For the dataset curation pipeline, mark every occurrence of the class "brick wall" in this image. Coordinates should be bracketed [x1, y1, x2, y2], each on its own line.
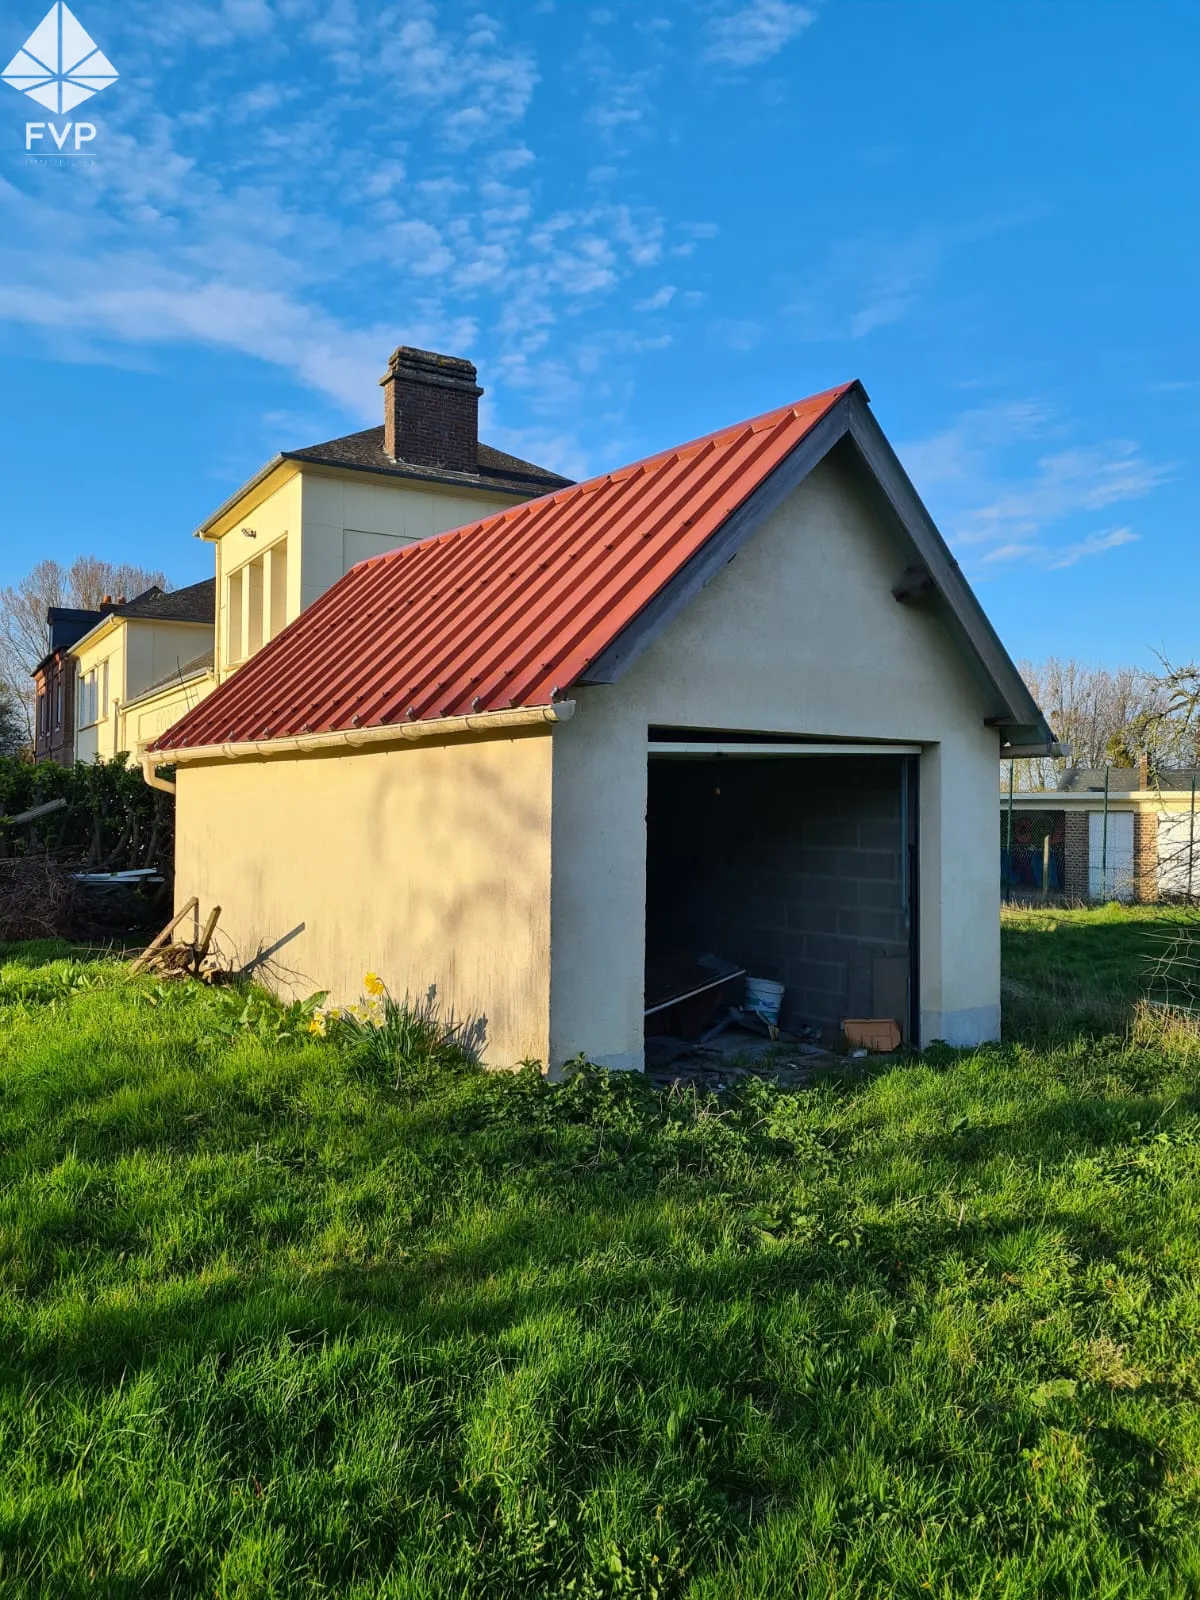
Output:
[1063, 810, 1089, 902]
[33, 650, 76, 766]
[1134, 810, 1158, 903]
[646, 755, 909, 1034]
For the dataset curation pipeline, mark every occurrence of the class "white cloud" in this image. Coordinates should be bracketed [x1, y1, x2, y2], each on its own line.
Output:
[787, 209, 1049, 343]
[635, 285, 677, 311]
[955, 441, 1173, 546]
[710, 317, 763, 351]
[1047, 527, 1140, 569]
[0, 0, 715, 480]
[900, 400, 1169, 575]
[704, 0, 817, 68]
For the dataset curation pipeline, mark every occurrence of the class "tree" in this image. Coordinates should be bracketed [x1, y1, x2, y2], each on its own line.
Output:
[0, 556, 168, 737]
[1011, 657, 1190, 791]
[0, 685, 26, 759]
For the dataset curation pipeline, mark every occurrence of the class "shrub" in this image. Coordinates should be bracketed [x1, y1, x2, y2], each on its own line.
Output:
[0, 754, 172, 876]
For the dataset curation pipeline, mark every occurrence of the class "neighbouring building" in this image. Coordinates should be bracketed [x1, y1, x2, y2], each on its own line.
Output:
[50, 346, 568, 768]
[70, 581, 216, 763]
[149, 379, 1055, 1069]
[32, 606, 104, 765]
[1001, 758, 1200, 903]
[196, 346, 571, 689]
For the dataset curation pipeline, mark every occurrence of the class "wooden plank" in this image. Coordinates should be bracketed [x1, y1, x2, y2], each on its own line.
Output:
[1, 797, 67, 827]
[130, 897, 199, 974]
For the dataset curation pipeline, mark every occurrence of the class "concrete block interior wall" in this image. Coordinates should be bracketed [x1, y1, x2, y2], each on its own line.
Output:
[645, 754, 910, 1036]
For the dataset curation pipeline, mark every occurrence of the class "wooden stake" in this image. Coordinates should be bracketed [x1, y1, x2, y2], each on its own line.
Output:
[193, 904, 221, 971]
[130, 897, 199, 974]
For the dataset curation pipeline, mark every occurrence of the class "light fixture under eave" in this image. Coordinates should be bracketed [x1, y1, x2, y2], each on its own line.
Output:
[242, 527, 257, 538]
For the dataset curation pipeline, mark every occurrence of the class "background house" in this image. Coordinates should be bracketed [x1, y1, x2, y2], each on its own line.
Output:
[32, 606, 105, 765]
[36, 347, 569, 768]
[150, 380, 1054, 1069]
[70, 581, 215, 763]
[1002, 759, 1200, 903]
[197, 347, 571, 688]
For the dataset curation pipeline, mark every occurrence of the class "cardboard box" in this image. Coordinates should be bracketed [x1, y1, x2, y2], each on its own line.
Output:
[842, 1017, 902, 1053]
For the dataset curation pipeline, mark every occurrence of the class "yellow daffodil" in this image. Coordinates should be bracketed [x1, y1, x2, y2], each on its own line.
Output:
[364, 972, 386, 997]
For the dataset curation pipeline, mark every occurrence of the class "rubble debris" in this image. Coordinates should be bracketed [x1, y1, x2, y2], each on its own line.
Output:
[0, 856, 75, 941]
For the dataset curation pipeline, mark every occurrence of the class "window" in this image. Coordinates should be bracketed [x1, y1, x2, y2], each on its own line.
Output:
[55, 679, 63, 728]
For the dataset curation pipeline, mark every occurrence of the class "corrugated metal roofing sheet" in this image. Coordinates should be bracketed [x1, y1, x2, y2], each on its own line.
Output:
[152, 383, 855, 751]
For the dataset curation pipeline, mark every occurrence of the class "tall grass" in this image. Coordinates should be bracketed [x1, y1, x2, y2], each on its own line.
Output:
[3, 927, 1200, 1596]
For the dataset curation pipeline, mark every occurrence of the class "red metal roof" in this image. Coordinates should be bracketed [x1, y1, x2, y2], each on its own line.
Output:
[152, 382, 856, 751]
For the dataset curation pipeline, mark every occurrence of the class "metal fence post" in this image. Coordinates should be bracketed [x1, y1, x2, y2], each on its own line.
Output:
[1190, 774, 1197, 904]
[1101, 765, 1110, 901]
[1006, 759, 1014, 905]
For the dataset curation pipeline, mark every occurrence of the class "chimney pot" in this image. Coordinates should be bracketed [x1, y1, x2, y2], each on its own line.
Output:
[379, 346, 482, 474]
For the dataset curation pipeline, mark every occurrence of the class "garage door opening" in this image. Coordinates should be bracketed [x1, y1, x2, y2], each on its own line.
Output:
[644, 743, 918, 1049]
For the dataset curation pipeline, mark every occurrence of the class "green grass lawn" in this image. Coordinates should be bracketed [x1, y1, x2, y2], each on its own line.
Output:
[4, 915, 1200, 1597]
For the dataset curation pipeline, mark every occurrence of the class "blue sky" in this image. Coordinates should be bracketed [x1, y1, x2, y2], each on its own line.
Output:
[0, 0, 1195, 668]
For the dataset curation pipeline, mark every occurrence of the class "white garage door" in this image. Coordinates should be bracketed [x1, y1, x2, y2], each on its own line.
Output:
[1089, 811, 1134, 901]
[1157, 811, 1199, 898]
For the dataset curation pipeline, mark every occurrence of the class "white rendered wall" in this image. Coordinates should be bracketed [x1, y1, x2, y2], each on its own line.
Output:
[548, 450, 1003, 1068]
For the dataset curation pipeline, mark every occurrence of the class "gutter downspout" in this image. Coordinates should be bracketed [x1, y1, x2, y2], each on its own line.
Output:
[141, 700, 576, 779]
[141, 752, 176, 795]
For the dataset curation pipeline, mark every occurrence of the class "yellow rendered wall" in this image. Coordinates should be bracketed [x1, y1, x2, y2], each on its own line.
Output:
[174, 730, 554, 1067]
[74, 619, 213, 763]
[72, 623, 126, 763]
[123, 670, 217, 751]
[123, 620, 213, 701]
[214, 474, 302, 680]
[298, 472, 530, 612]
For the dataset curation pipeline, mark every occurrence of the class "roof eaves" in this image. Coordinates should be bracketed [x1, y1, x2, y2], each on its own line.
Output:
[842, 401, 1056, 753]
[194, 454, 291, 540]
[279, 449, 569, 497]
[67, 610, 122, 658]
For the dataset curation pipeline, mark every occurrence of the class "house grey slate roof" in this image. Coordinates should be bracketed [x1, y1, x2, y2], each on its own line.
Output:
[1059, 765, 1200, 792]
[283, 426, 574, 496]
[117, 578, 215, 624]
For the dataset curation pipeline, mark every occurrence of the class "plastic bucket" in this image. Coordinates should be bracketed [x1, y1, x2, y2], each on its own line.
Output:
[744, 976, 784, 1025]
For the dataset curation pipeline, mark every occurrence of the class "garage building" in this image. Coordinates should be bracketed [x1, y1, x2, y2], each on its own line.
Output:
[148, 379, 1054, 1068]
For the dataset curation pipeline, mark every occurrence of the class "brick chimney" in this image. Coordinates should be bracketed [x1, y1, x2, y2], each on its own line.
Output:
[379, 347, 483, 473]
